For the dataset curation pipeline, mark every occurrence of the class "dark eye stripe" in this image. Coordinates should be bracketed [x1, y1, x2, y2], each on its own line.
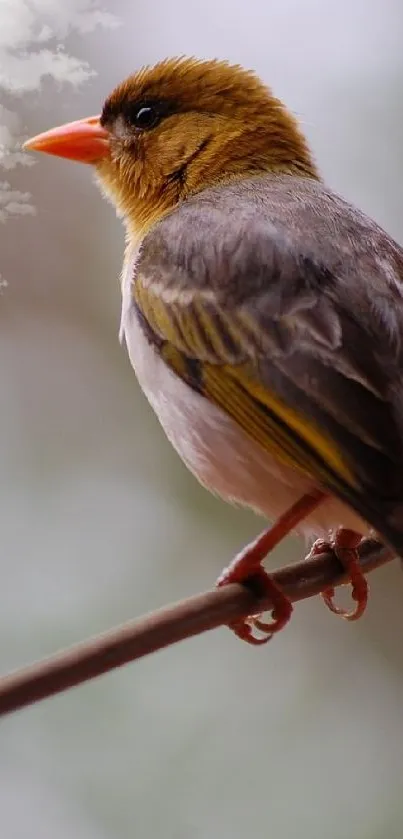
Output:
[101, 96, 179, 129]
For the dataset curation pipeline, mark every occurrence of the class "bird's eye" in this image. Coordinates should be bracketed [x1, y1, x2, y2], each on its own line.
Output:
[126, 104, 160, 130]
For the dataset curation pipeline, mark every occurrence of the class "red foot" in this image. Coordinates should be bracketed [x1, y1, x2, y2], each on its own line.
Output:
[310, 528, 368, 621]
[216, 490, 326, 645]
[218, 565, 292, 645]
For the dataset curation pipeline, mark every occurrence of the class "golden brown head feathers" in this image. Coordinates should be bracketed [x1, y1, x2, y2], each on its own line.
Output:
[96, 57, 319, 236]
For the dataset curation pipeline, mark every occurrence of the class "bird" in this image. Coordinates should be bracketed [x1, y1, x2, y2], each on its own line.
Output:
[23, 56, 403, 644]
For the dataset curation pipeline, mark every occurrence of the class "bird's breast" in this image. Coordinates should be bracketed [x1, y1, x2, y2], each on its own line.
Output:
[120, 253, 291, 509]
[120, 247, 370, 538]
[122, 296, 293, 507]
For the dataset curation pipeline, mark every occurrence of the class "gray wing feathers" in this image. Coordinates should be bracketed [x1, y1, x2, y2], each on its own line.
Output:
[137, 174, 403, 543]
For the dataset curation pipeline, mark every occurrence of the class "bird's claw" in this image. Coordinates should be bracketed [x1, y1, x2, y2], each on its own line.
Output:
[310, 528, 368, 621]
[216, 492, 327, 644]
[217, 565, 292, 645]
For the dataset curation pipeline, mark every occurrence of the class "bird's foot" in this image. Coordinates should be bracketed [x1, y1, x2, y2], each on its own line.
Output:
[309, 527, 368, 620]
[217, 543, 292, 645]
[216, 490, 326, 645]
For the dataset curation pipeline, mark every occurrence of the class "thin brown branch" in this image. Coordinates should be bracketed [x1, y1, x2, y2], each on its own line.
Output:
[0, 538, 394, 718]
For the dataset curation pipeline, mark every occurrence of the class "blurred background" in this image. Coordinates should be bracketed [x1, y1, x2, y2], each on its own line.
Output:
[1, 1, 403, 837]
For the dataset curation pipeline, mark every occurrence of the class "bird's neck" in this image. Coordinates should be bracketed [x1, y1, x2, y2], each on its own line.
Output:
[124, 120, 319, 238]
[187, 123, 319, 186]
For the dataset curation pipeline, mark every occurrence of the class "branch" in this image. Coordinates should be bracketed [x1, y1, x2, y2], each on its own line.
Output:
[0, 538, 393, 717]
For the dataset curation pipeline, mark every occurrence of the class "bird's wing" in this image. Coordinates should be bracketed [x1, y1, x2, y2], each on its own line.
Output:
[133, 180, 403, 543]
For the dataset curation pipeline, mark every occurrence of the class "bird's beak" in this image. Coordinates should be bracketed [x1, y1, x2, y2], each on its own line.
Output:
[23, 115, 110, 164]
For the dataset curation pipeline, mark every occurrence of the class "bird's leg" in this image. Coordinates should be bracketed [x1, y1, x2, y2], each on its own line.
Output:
[216, 489, 326, 645]
[309, 527, 368, 621]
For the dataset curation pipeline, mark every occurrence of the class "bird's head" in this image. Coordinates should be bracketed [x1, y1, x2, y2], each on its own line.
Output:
[24, 57, 318, 238]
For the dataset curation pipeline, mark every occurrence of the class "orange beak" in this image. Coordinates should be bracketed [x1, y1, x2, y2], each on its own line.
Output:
[23, 115, 110, 164]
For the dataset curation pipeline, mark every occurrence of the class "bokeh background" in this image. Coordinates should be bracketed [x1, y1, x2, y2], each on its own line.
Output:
[2, 1, 403, 837]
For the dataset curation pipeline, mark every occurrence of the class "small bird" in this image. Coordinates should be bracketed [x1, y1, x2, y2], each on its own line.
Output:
[24, 57, 403, 644]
